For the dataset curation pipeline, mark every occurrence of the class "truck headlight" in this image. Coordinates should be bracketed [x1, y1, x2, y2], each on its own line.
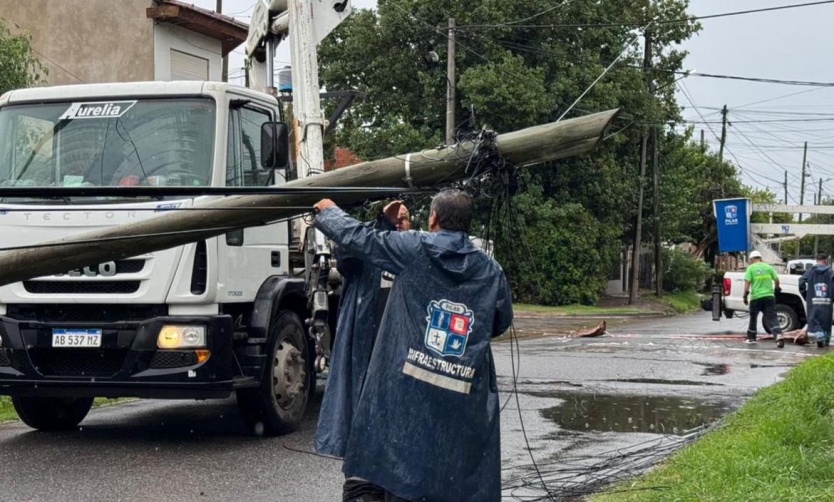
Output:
[157, 325, 206, 349]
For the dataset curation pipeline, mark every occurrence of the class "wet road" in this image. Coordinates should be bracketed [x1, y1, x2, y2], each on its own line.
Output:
[0, 312, 819, 501]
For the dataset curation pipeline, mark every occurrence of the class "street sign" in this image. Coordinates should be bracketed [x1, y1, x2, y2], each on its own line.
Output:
[713, 198, 751, 253]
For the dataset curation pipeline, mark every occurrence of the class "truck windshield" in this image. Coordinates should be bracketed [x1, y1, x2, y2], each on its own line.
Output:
[0, 98, 215, 198]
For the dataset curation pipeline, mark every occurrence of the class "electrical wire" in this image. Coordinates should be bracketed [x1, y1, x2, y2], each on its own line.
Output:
[455, 0, 834, 29]
[30, 48, 86, 84]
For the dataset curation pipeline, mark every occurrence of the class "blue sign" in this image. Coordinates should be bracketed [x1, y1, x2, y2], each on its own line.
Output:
[713, 198, 751, 253]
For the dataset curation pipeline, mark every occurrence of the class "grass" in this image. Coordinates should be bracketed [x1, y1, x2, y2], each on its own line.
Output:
[0, 396, 13, 421]
[514, 304, 647, 316]
[593, 352, 834, 502]
[0, 396, 133, 422]
[649, 290, 703, 313]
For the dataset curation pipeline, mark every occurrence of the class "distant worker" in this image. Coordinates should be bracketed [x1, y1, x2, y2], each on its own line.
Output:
[799, 254, 834, 348]
[743, 250, 784, 348]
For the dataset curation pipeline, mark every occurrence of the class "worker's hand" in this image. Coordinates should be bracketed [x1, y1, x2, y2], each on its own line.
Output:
[314, 199, 336, 213]
[743, 291, 749, 306]
[775, 286, 782, 295]
[384, 200, 411, 231]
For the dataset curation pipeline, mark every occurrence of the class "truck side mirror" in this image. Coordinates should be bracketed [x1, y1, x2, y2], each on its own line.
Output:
[261, 122, 289, 169]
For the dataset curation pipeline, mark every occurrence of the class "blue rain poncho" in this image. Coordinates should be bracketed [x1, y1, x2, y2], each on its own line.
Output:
[799, 264, 834, 337]
[315, 206, 513, 502]
[315, 214, 394, 458]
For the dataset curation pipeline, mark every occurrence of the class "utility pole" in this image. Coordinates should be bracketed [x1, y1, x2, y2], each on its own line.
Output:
[629, 29, 652, 304]
[651, 73, 661, 296]
[445, 18, 456, 146]
[0, 111, 618, 288]
[784, 170, 789, 204]
[815, 178, 823, 256]
[800, 141, 808, 221]
[718, 105, 728, 163]
[700, 129, 705, 149]
[217, 0, 228, 82]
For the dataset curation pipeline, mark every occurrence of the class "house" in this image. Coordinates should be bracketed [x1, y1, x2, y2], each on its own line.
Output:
[0, 0, 247, 86]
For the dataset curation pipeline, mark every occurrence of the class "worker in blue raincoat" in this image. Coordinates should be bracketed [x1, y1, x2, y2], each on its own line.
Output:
[314, 189, 513, 502]
[315, 202, 411, 502]
[799, 254, 834, 348]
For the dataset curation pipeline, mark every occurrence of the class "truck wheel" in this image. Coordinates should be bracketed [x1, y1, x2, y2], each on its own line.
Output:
[764, 304, 799, 334]
[237, 310, 310, 436]
[12, 396, 94, 431]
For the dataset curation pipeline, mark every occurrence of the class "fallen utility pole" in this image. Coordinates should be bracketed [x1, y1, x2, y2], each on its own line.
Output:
[0, 110, 618, 288]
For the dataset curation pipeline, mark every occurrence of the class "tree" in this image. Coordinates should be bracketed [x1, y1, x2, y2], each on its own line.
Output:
[318, 0, 743, 305]
[0, 19, 46, 93]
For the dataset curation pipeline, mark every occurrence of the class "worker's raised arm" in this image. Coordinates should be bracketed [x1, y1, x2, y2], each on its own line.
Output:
[314, 200, 419, 275]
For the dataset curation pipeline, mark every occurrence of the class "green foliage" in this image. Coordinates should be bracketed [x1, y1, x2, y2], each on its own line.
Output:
[662, 248, 712, 293]
[594, 353, 834, 502]
[0, 19, 46, 93]
[495, 187, 610, 306]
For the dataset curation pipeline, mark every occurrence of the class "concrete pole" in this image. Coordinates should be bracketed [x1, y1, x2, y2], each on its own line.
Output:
[0, 111, 619, 288]
[445, 18, 456, 145]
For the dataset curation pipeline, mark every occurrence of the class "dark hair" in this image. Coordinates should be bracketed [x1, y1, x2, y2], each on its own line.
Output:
[818, 254, 829, 262]
[430, 189, 473, 232]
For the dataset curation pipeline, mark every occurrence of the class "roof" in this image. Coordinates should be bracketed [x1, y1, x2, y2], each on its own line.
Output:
[2, 81, 270, 104]
[147, 0, 249, 56]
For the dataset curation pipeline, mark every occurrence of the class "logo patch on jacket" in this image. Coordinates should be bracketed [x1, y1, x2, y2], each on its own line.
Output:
[425, 300, 474, 357]
[816, 283, 828, 297]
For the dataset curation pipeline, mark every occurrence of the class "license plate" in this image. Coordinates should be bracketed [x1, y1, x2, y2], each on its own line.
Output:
[52, 329, 102, 348]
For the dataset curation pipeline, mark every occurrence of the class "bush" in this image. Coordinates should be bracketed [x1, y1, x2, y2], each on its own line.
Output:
[491, 190, 611, 306]
[662, 248, 711, 293]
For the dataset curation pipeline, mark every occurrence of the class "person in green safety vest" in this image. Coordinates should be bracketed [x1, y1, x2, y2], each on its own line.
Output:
[743, 250, 785, 348]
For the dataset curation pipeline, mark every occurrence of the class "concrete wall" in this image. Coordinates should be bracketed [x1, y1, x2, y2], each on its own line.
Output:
[0, 0, 154, 86]
[153, 24, 222, 81]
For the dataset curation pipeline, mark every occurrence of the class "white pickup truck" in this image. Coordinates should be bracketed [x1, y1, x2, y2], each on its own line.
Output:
[719, 272, 806, 333]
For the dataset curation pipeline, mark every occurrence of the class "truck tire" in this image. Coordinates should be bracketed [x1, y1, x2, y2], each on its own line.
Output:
[764, 304, 800, 334]
[237, 310, 310, 436]
[12, 396, 94, 431]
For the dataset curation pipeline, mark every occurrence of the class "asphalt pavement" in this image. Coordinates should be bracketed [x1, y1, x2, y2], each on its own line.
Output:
[0, 311, 820, 501]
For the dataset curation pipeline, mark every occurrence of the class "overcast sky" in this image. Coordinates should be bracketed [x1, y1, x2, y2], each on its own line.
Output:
[193, 0, 834, 201]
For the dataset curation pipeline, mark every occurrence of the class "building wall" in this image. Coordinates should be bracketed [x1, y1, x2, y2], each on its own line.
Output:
[0, 0, 154, 86]
[153, 24, 222, 81]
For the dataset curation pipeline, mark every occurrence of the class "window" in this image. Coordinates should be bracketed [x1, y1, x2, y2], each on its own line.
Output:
[226, 106, 272, 187]
[0, 99, 216, 193]
[170, 49, 209, 81]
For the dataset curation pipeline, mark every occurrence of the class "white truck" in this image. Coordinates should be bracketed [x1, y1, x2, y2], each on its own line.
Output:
[717, 271, 806, 333]
[0, 81, 320, 434]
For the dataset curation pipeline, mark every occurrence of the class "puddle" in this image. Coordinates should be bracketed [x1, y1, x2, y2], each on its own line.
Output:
[539, 391, 733, 435]
[697, 363, 730, 376]
[604, 378, 723, 387]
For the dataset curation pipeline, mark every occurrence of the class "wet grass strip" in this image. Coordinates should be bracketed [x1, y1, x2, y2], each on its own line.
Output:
[593, 352, 834, 501]
[648, 290, 702, 313]
[514, 304, 646, 316]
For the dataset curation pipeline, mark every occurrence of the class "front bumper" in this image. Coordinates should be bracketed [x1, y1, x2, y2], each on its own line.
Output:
[0, 314, 236, 399]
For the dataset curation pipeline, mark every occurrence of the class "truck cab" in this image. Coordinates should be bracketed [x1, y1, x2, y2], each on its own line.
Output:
[0, 81, 314, 434]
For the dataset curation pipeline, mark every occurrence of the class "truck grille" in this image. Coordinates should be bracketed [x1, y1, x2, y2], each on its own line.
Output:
[7, 304, 167, 323]
[23, 281, 141, 295]
[150, 351, 197, 369]
[31, 348, 127, 377]
[116, 259, 146, 274]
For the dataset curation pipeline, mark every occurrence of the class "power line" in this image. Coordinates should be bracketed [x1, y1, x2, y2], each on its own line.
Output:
[31, 48, 86, 84]
[658, 70, 834, 87]
[455, 0, 834, 29]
